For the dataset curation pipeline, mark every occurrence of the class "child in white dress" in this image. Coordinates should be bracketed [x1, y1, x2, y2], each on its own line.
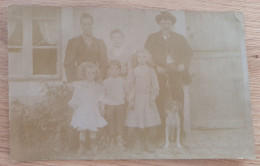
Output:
[68, 62, 107, 154]
[125, 48, 161, 152]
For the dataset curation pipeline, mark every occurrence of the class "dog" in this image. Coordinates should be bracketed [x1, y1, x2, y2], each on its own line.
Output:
[163, 100, 182, 149]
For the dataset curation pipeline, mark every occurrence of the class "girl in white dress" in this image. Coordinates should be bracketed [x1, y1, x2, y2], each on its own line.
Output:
[125, 48, 161, 152]
[68, 62, 107, 154]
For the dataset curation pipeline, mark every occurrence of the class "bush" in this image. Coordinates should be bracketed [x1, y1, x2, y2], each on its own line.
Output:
[10, 82, 73, 154]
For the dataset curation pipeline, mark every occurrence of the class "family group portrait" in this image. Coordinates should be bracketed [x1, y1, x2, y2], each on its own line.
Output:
[63, 10, 192, 154]
[9, 6, 254, 161]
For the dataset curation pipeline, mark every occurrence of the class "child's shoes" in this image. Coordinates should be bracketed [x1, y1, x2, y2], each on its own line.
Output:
[76, 141, 88, 156]
[90, 138, 98, 153]
[116, 135, 125, 150]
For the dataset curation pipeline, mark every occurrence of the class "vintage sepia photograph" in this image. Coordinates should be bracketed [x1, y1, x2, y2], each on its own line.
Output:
[8, 5, 254, 161]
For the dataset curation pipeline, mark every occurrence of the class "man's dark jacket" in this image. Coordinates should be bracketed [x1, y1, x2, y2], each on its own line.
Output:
[145, 31, 193, 102]
[145, 31, 193, 85]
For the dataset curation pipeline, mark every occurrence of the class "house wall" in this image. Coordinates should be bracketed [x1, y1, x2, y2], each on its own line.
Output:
[186, 12, 249, 129]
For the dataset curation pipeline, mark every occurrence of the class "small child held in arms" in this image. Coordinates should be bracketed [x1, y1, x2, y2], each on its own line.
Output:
[108, 29, 132, 76]
[103, 60, 127, 148]
[68, 62, 107, 155]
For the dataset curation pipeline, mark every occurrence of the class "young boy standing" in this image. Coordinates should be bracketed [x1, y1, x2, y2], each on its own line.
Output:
[103, 60, 127, 148]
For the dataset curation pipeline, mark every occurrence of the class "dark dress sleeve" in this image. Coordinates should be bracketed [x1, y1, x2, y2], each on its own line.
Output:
[64, 39, 77, 82]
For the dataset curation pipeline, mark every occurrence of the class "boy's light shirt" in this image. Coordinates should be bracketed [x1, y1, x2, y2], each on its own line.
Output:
[103, 77, 126, 105]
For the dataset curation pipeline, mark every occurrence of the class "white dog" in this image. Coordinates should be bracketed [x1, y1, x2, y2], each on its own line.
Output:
[164, 101, 182, 149]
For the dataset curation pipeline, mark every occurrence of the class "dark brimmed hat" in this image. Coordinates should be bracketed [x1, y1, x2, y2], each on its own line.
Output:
[155, 11, 176, 24]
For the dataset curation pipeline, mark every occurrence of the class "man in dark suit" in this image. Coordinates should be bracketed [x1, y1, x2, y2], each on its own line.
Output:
[145, 11, 193, 147]
[64, 13, 108, 82]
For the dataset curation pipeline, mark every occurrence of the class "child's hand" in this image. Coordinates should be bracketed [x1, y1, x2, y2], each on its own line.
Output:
[99, 108, 105, 116]
[150, 96, 156, 107]
[150, 100, 155, 108]
[68, 103, 78, 110]
[73, 105, 78, 110]
[99, 102, 105, 116]
[128, 101, 135, 110]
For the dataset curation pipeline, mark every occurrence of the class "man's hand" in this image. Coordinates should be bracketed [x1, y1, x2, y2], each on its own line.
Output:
[99, 103, 105, 116]
[177, 64, 185, 72]
[99, 107, 105, 116]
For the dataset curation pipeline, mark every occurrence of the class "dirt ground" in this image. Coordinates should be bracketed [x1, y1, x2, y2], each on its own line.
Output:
[10, 128, 254, 161]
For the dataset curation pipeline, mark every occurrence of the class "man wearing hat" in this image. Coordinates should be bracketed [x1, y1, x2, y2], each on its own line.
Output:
[145, 11, 193, 147]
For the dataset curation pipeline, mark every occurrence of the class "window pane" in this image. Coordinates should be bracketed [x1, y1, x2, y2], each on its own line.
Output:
[33, 48, 57, 75]
[33, 20, 57, 46]
[8, 19, 23, 46]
